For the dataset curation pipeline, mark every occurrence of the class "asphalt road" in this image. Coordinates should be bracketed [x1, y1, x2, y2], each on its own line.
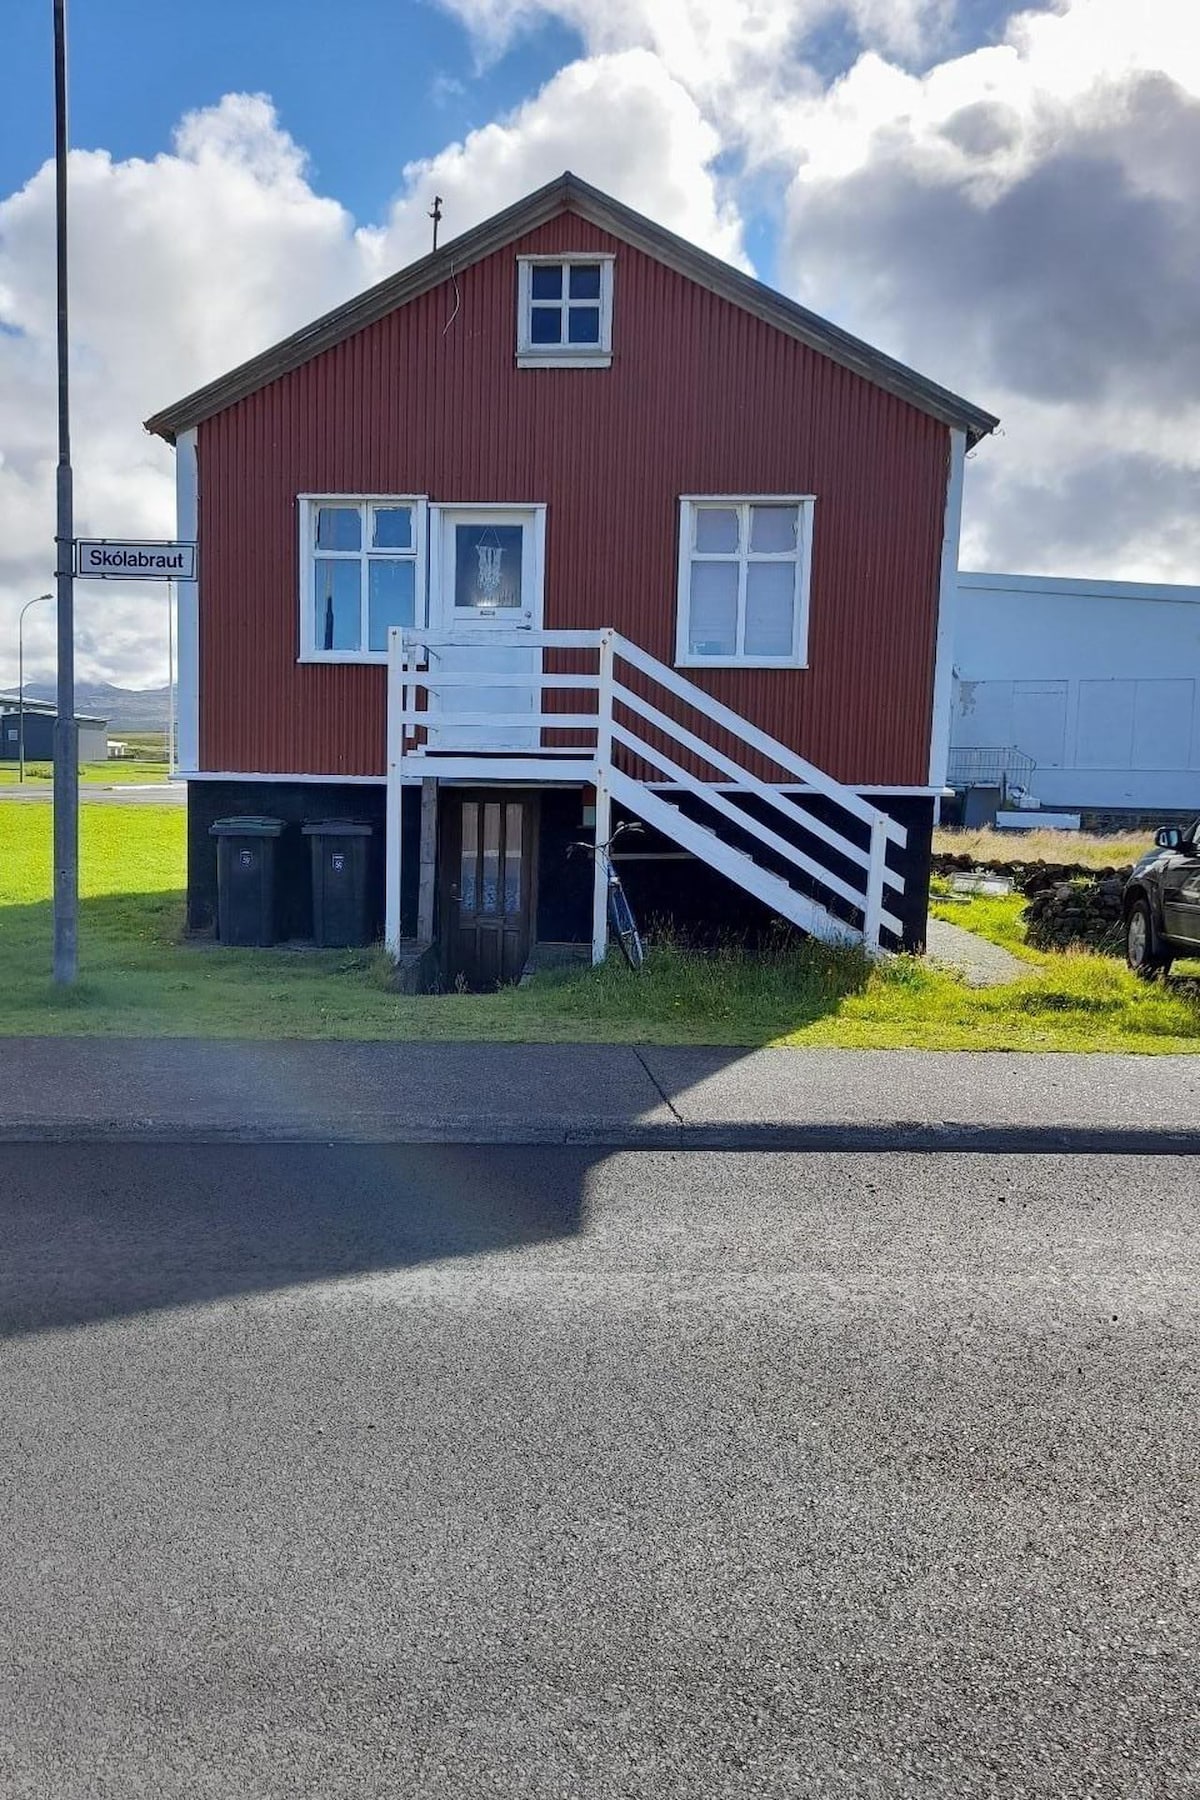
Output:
[0, 783, 185, 803]
[3, 1144, 1198, 1798]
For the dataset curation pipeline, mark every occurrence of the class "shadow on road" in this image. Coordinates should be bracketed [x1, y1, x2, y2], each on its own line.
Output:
[0, 1142, 599, 1339]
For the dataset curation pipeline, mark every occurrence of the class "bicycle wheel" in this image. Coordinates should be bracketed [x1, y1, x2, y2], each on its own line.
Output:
[608, 879, 645, 970]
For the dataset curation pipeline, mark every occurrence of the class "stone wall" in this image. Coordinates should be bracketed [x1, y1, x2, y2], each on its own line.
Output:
[933, 853, 1133, 954]
[1022, 876, 1129, 953]
[933, 852, 1132, 897]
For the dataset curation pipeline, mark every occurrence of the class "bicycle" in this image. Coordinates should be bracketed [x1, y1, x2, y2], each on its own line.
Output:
[569, 819, 646, 970]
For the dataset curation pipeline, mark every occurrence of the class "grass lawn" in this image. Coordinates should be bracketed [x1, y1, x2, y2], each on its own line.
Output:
[113, 732, 168, 759]
[1, 801, 1198, 1050]
[933, 824, 1153, 869]
[0, 761, 172, 786]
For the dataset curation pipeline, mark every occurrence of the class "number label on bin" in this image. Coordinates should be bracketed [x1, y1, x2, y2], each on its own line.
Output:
[331, 852, 345, 873]
[238, 849, 254, 869]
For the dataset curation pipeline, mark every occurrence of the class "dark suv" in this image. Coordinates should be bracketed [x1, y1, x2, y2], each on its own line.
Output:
[1124, 820, 1200, 977]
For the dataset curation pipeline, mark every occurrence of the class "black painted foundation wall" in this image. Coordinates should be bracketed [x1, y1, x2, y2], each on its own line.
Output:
[604, 792, 933, 953]
[187, 780, 933, 952]
[186, 781, 419, 941]
[535, 788, 595, 941]
[533, 787, 933, 952]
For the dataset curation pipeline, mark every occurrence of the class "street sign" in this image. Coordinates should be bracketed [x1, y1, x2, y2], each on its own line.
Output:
[75, 538, 196, 581]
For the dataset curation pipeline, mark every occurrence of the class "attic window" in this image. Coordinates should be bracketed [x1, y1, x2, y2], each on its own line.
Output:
[517, 256, 614, 368]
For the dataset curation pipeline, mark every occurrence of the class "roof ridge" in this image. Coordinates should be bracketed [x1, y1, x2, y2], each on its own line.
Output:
[145, 172, 997, 445]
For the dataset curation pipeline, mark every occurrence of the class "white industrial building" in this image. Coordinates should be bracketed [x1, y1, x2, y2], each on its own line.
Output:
[950, 573, 1200, 824]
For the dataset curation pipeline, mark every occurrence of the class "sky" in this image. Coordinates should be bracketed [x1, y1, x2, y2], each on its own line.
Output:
[1, 0, 1197, 689]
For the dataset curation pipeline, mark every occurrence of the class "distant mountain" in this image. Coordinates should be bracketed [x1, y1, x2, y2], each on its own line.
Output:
[23, 681, 170, 732]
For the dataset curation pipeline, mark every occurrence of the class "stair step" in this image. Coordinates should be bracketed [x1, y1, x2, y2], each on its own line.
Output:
[607, 768, 862, 947]
[647, 800, 714, 835]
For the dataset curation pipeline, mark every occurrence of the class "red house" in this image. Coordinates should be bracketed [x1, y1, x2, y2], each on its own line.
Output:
[146, 173, 996, 987]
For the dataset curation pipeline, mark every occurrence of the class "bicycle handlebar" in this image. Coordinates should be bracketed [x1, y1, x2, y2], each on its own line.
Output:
[568, 820, 644, 860]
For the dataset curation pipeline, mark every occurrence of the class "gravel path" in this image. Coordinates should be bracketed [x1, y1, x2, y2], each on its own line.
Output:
[924, 915, 1031, 986]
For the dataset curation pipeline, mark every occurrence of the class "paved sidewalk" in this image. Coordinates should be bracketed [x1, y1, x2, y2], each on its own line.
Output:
[0, 784, 185, 805]
[0, 1040, 1196, 1151]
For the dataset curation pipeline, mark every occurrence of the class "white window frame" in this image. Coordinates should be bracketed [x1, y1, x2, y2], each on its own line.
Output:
[517, 254, 614, 369]
[675, 495, 815, 670]
[298, 495, 428, 663]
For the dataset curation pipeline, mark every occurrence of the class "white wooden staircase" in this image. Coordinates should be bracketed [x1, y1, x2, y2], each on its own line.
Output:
[386, 627, 906, 958]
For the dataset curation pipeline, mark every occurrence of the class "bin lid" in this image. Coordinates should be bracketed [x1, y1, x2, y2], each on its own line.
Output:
[301, 819, 374, 837]
[209, 815, 286, 837]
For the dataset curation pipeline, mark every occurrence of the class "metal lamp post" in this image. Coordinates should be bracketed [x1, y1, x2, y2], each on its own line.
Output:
[52, 0, 78, 983]
[17, 592, 54, 782]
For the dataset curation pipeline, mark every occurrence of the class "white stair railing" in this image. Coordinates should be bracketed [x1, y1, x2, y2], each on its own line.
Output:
[387, 626, 905, 952]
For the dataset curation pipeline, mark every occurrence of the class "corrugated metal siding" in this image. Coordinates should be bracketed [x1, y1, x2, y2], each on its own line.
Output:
[198, 213, 949, 785]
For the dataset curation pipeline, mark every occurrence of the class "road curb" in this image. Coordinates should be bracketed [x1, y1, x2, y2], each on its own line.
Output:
[2, 1119, 1199, 1154]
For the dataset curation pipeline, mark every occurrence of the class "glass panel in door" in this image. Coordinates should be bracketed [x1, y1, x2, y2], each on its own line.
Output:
[459, 803, 478, 910]
[503, 804, 523, 912]
[454, 524, 524, 611]
[480, 803, 502, 914]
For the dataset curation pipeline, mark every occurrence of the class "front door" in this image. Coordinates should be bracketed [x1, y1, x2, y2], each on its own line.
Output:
[441, 792, 537, 989]
[430, 507, 543, 750]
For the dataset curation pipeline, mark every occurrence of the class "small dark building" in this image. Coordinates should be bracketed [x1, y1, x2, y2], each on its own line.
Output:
[0, 699, 108, 763]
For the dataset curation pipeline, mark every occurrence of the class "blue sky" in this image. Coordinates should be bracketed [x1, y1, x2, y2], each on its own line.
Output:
[3, 0, 803, 282]
[2, 0, 1197, 685]
[4, 2, 585, 223]
[3, 0, 1018, 294]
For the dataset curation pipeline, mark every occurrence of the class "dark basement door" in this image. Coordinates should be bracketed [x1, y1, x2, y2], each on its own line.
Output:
[440, 792, 536, 989]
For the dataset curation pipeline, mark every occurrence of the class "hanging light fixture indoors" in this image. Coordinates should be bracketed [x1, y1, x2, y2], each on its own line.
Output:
[475, 525, 504, 601]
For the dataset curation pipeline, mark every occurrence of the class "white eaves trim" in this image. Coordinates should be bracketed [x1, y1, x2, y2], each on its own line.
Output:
[179, 770, 943, 795]
[174, 429, 200, 771]
[182, 769, 388, 784]
[928, 429, 965, 791]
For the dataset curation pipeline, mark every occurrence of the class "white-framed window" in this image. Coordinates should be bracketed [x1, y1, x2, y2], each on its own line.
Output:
[516, 255, 614, 368]
[675, 496, 815, 669]
[298, 496, 427, 662]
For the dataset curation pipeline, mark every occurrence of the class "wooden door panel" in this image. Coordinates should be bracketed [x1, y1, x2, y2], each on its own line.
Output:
[441, 793, 536, 989]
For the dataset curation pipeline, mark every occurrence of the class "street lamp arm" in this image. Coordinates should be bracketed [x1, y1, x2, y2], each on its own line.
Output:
[19, 591, 54, 625]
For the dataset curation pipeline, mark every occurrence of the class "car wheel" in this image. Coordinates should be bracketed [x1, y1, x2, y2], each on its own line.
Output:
[1126, 898, 1170, 980]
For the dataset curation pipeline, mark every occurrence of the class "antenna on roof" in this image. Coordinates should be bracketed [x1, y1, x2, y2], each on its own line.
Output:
[429, 195, 443, 253]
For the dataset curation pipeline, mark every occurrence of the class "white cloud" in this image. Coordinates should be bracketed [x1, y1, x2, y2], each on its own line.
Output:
[437, 0, 1200, 583]
[770, 0, 1200, 579]
[439, 0, 954, 79]
[0, 94, 370, 688]
[3, 0, 1199, 695]
[368, 50, 745, 277]
[0, 66, 737, 688]
[434, 0, 956, 169]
